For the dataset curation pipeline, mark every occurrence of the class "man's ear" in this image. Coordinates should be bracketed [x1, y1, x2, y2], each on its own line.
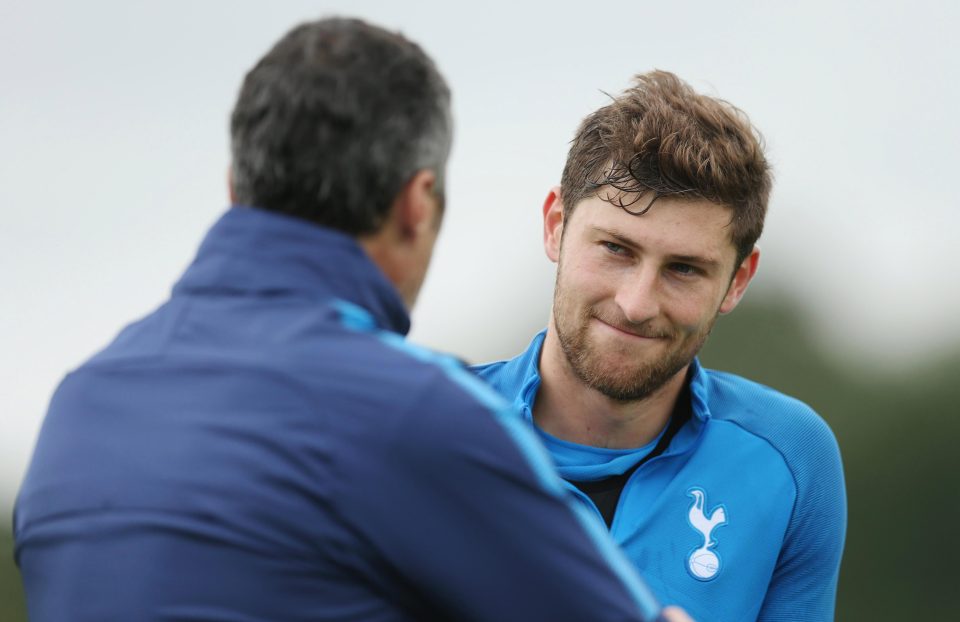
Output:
[228, 166, 236, 204]
[543, 186, 565, 263]
[393, 169, 439, 240]
[719, 246, 760, 315]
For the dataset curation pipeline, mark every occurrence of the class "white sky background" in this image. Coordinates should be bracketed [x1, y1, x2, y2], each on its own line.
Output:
[1, 0, 958, 508]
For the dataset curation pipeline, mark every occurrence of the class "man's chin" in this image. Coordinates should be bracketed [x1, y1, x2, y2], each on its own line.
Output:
[575, 357, 654, 396]
[576, 346, 694, 403]
[586, 375, 659, 403]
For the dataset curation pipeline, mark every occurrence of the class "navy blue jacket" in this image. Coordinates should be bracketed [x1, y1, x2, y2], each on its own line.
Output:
[15, 207, 660, 621]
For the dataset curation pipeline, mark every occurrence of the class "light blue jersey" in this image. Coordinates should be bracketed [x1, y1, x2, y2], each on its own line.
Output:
[474, 330, 847, 622]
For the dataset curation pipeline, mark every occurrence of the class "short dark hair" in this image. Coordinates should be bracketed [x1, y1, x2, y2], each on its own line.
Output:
[230, 18, 452, 235]
[560, 70, 771, 266]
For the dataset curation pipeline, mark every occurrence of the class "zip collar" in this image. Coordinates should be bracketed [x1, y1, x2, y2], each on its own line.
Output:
[173, 206, 411, 335]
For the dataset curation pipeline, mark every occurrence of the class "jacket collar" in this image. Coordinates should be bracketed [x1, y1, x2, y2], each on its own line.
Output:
[173, 206, 411, 335]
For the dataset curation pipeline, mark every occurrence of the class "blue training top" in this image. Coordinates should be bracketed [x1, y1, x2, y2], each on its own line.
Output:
[15, 207, 661, 622]
[474, 331, 847, 622]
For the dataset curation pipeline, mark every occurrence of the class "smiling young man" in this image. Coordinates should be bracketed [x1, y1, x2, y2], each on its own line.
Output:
[474, 71, 847, 621]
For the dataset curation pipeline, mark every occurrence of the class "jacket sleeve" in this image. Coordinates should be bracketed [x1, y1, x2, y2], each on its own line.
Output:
[756, 415, 847, 621]
[332, 366, 662, 622]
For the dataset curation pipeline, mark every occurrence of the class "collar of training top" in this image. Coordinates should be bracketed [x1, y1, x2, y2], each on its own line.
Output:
[172, 205, 411, 335]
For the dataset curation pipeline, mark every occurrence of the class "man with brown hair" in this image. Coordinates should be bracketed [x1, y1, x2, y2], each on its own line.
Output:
[474, 71, 846, 621]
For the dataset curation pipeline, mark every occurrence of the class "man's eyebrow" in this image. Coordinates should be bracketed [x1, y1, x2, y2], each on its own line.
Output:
[593, 227, 641, 250]
[669, 254, 722, 269]
[592, 226, 722, 268]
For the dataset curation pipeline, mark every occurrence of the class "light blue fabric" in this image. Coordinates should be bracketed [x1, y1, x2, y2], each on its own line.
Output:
[474, 331, 847, 622]
[535, 423, 663, 481]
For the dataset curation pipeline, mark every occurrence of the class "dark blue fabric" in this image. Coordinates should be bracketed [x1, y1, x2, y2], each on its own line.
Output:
[14, 207, 659, 622]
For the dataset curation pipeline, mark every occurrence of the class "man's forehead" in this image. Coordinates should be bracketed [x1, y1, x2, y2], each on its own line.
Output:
[573, 193, 734, 231]
[570, 194, 740, 259]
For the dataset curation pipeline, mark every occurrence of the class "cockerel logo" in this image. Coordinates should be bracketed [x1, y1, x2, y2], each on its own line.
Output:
[686, 487, 727, 581]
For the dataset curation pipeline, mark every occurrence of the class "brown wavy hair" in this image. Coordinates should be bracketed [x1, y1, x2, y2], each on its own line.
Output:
[560, 70, 771, 266]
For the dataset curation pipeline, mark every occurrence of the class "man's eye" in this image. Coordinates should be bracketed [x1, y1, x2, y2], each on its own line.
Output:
[669, 263, 697, 276]
[603, 242, 627, 255]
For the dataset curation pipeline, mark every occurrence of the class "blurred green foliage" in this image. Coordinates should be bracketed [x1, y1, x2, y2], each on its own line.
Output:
[1, 525, 26, 621]
[701, 297, 959, 620]
[1, 296, 955, 620]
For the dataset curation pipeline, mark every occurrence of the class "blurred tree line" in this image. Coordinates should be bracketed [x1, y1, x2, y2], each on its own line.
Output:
[699, 296, 959, 620]
[2, 295, 956, 619]
[1, 520, 25, 620]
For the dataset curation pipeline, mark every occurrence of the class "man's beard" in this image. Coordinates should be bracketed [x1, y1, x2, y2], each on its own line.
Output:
[552, 280, 715, 403]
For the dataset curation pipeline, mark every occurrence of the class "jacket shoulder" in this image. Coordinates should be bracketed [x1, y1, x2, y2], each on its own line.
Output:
[704, 369, 839, 459]
[701, 369, 845, 526]
[470, 331, 547, 403]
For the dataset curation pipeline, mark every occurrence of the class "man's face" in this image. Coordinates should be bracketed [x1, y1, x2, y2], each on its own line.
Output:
[545, 191, 756, 402]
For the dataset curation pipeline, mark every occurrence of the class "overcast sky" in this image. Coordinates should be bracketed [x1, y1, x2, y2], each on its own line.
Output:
[2, 0, 957, 507]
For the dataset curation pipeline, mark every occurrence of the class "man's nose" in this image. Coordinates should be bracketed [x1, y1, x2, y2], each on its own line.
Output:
[614, 267, 661, 325]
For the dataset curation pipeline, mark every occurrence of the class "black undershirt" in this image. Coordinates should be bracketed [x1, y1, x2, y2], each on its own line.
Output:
[568, 383, 692, 528]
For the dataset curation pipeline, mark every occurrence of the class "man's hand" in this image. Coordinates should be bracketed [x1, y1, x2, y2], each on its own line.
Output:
[661, 606, 695, 622]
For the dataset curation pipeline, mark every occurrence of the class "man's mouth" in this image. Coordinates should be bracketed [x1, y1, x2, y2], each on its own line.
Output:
[592, 316, 670, 340]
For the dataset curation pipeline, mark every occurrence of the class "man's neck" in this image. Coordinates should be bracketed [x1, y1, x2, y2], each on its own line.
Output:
[533, 326, 687, 450]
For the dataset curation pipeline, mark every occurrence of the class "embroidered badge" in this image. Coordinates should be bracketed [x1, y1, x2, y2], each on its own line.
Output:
[685, 487, 728, 581]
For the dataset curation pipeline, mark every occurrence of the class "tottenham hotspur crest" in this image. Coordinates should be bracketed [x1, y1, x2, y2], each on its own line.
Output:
[685, 487, 727, 581]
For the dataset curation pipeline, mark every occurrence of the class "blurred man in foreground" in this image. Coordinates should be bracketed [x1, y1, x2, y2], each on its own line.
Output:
[14, 19, 692, 622]
[475, 71, 846, 621]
